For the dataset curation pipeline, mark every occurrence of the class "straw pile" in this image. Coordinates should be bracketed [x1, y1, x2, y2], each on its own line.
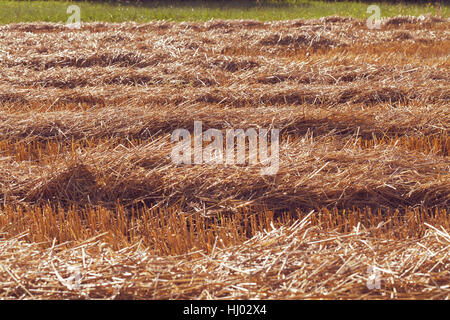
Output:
[0, 16, 448, 299]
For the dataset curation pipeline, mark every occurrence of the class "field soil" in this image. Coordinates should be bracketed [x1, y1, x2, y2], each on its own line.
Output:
[0, 16, 448, 299]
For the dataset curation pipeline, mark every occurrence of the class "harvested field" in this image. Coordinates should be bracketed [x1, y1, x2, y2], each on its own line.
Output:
[0, 16, 449, 299]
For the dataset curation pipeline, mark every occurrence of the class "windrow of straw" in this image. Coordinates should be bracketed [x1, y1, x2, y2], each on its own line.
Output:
[1, 212, 448, 299]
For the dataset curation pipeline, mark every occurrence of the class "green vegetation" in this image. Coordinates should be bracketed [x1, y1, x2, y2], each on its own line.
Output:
[0, 0, 447, 24]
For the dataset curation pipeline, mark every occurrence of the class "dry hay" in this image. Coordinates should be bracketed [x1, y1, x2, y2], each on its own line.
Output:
[0, 16, 449, 299]
[1, 212, 449, 299]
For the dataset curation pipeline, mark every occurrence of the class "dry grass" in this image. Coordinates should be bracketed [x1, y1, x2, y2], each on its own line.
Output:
[1, 211, 449, 299]
[0, 16, 449, 299]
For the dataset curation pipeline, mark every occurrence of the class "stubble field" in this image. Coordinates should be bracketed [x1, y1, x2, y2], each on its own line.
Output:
[0, 15, 449, 299]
